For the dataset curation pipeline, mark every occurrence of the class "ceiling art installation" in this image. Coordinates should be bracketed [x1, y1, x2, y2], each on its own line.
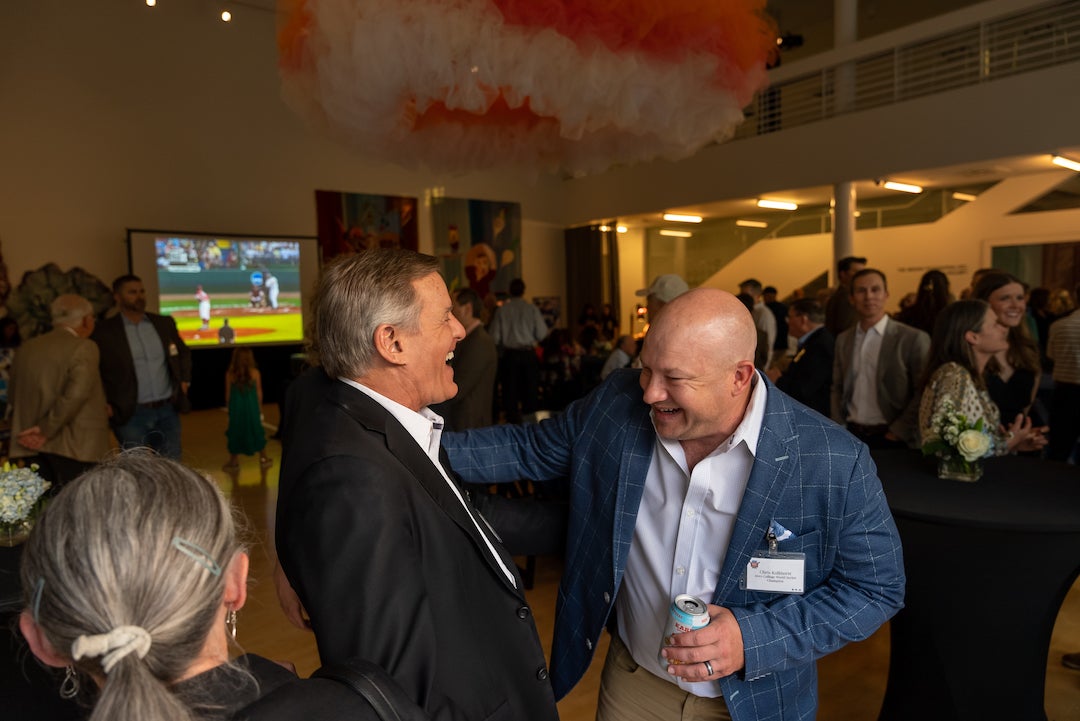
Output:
[278, 0, 776, 176]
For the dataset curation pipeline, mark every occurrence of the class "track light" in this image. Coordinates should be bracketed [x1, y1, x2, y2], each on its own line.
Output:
[662, 213, 702, 223]
[1052, 155, 1080, 172]
[880, 180, 923, 194]
[757, 199, 798, 211]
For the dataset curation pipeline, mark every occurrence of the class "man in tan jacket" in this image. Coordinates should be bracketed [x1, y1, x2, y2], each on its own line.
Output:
[10, 294, 110, 485]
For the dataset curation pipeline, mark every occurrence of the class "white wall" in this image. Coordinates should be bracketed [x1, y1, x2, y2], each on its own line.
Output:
[0, 0, 565, 289]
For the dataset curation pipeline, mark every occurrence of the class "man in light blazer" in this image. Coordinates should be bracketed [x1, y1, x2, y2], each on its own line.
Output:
[9, 294, 110, 484]
[443, 288, 905, 721]
[275, 250, 558, 721]
[831, 268, 931, 448]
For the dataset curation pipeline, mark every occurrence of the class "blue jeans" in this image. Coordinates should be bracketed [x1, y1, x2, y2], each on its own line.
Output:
[114, 404, 182, 460]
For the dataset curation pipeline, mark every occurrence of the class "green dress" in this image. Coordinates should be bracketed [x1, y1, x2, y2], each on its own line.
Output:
[226, 380, 265, 455]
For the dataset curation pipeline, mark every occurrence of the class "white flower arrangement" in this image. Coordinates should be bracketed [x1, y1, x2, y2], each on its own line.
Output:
[0, 461, 50, 544]
[921, 398, 994, 477]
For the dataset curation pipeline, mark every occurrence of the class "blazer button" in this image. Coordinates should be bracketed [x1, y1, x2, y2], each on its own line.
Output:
[536, 667, 549, 681]
[517, 606, 530, 619]
[603, 591, 611, 604]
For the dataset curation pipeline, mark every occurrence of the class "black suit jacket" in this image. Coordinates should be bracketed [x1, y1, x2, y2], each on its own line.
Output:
[276, 369, 558, 721]
[775, 326, 835, 417]
[91, 312, 192, 426]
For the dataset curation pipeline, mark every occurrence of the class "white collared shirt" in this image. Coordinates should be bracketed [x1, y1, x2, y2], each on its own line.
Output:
[848, 315, 890, 425]
[339, 378, 516, 588]
[616, 374, 768, 697]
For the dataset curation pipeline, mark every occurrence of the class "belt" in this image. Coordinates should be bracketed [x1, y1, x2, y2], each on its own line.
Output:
[139, 398, 172, 409]
[847, 422, 889, 436]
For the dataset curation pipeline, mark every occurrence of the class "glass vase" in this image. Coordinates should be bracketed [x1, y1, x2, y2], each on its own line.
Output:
[0, 520, 32, 547]
[937, 455, 982, 482]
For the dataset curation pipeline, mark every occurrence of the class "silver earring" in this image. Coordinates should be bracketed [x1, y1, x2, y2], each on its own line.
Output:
[59, 665, 79, 699]
[225, 608, 238, 640]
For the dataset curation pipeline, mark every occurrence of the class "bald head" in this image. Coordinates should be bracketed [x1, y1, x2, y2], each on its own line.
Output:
[645, 288, 757, 366]
[51, 294, 95, 337]
[638, 289, 759, 452]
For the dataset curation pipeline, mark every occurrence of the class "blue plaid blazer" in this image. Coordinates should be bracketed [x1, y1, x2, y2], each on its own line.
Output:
[444, 370, 905, 721]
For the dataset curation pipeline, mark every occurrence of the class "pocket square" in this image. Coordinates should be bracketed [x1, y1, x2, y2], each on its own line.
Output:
[769, 519, 795, 541]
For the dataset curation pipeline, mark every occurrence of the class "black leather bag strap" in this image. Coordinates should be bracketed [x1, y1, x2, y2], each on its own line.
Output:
[312, 659, 419, 721]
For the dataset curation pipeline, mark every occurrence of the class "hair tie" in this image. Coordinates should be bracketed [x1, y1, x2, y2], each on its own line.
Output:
[71, 626, 152, 674]
[172, 536, 222, 576]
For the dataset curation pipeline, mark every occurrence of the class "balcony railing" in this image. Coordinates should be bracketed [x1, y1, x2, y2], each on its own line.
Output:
[735, 0, 1080, 139]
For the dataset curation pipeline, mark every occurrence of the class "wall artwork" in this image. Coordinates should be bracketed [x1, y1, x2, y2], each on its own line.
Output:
[431, 197, 521, 309]
[314, 190, 419, 262]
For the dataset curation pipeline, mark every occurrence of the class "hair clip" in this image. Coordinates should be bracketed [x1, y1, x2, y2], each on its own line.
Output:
[31, 577, 45, 623]
[171, 537, 222, 576]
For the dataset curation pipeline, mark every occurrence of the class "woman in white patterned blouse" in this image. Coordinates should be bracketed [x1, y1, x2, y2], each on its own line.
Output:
[918, 299, 1047, 454]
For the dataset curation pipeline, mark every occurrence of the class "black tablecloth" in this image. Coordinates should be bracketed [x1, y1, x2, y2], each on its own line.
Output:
[873, 449, 1080, 721]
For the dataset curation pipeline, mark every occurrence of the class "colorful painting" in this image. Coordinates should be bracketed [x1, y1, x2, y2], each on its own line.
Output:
[315, 190, 419, 262]
[431, 197, 521, 308]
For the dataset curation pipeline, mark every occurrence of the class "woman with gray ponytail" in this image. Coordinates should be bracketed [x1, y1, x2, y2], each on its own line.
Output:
[18, 452, 428, 721]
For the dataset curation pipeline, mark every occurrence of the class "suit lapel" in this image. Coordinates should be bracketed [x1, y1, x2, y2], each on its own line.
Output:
[328, 382, 523, 596]
[713, 383, 799, 603]
[612, 407, 656, 578]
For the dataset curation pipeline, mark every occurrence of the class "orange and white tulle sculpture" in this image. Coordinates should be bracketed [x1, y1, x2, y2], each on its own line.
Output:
[278, 0, 776, 175]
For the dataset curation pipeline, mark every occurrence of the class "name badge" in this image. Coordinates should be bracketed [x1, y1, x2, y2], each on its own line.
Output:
[169, 343, 179, 357]
[742, 553, 805, 594]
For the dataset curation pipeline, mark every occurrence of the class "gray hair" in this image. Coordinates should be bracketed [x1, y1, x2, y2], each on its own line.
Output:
[20, 451, 245, 721]
[50, 294, 93, 328]
[308, 249, 440, 378]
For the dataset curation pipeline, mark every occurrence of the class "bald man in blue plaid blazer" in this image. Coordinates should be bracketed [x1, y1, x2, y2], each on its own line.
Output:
[444, 289, 904, 721]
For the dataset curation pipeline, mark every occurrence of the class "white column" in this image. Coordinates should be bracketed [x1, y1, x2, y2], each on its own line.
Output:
[832, 0, 858, 281]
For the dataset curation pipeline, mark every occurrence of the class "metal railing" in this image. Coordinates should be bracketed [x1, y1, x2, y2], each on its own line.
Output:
[736, 0, 1080, 139]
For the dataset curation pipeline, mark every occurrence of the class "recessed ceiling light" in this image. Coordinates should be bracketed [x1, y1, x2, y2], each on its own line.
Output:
[598, 225, 611, 232]
[662, 213, 703, 223]
[735, 220, 768, 228]
[658, 229, 693, 238]
[221, 9, 232, 21]
[1052, 155, 1080, 172]
[757, 199, 798, 210]
[881, 181, 923, 194]
[616, 225, 628, 233]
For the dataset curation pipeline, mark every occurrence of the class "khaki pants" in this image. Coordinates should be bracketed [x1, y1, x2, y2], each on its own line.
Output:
[596, 633, 732, 721]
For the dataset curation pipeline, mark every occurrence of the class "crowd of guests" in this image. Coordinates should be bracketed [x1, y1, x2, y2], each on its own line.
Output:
[3, 248, 1078, 721]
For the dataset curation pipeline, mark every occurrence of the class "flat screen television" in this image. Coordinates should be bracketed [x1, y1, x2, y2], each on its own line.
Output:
[127, 229, 319, 348]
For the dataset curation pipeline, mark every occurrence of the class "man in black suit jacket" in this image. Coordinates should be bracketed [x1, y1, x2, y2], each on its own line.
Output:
[92, 274, 191, 459]
[275, 250, 558, 721]
[768, 298, 834, 416]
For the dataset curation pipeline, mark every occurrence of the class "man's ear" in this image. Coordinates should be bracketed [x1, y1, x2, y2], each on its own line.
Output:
[732, 360, 756, 394]
[373, 324, 406, 365]
[19, 610, 70, 668]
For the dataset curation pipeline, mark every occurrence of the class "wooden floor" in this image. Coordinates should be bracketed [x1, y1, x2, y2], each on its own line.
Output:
[180, 405, 1080, 720]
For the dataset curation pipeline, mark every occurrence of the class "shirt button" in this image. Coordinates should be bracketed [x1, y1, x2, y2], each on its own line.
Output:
[603, 591, 611, 604]
[536, 667, 549, 681]
[687, 509, 696, 518]
[517, 606, 530, 619]
[676, 566, 686, 575]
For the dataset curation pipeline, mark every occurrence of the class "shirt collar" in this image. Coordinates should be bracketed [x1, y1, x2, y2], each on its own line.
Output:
[857, 314, 890, 337]
[338, 377, 445, 450]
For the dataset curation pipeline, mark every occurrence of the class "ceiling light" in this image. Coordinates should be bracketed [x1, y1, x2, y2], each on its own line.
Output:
[616, 225, 628, 233]
[757, 199, 798, 211]
[659, 229, 692, 238]
[1052, 155, 1080, 172]
[146, 0, 156, 6]
[881, 180, 923, 194]
[221, 10, 232, 21]
[598, 225, 611, 232]
[952, 191, 977, 202]
[736, 219, 768, 228]
[662, 213, 702, 223]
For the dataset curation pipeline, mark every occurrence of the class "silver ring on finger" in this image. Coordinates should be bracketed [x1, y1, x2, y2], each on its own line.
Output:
[703, 660, 714, 676]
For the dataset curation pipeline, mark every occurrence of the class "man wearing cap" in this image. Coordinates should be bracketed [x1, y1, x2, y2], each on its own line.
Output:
[637, 274, 689, 326]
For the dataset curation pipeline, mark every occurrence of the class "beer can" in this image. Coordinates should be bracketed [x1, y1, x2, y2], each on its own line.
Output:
[658, 594, 710, 666]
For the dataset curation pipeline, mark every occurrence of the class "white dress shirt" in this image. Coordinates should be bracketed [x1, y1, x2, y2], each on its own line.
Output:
[340, 378, 516, 588]
[847, 315, 890, 425]
[616, 374, 768, 697]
